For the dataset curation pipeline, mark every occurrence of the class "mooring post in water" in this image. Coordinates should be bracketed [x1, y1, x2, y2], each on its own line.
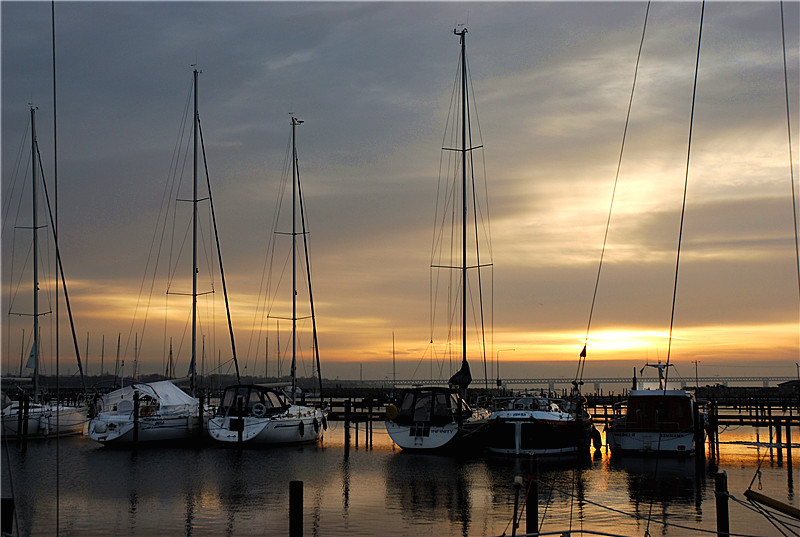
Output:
[344, 399, 351, 454]
[786, 409, 793, 467]
[368, 401, 373, 450]
[511, 475, 522, 537]
[289, 480, 303, 537]
[714, 471, 729, 537]
[527, 456, 539, 536]
[354, 400, 359, 449]
[768, 405, 774, 462]
[133, 390, 140, 444]
[1, 497, 14, 535]
[776, 417, 783, 465]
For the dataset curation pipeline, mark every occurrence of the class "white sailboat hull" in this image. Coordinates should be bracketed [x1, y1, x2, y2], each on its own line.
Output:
[386, 420, 460, 450]
[208, 405, 327, 445]
[86, 380, 202, 445]
[1, 402, 86, 438]
[88, 414, 203, 444]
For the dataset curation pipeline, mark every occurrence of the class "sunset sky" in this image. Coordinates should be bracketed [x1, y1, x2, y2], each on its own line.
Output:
[2, 1, 799, 385]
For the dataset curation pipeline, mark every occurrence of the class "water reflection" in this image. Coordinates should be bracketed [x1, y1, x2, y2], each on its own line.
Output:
[2, 425, 795, 536]
[384, 453, 475, 536]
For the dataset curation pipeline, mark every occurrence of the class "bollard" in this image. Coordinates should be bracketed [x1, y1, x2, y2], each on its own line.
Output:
[715, 471, 729, 537]
[289, 480, 303, 537]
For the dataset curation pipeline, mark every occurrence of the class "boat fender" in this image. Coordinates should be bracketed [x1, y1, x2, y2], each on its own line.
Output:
[386, 404, 399, 420]
[93, 421, 108, 434]
[253, 402, 267, 418]
[313, 418, 320, 433]
[322, 416, 328, 430]
[298, 420, 305, 437]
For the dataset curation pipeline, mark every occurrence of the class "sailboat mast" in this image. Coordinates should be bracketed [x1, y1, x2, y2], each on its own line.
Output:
[291, 116, 302, 401]
[457, 28, 468, 368]
[191, 68, 199, 397]
[31, 106, 40, 399]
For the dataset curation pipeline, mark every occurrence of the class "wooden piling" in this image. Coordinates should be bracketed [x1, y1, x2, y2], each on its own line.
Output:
[715, 471, 729, 537]
[354, 400, 359, 449]
[344, 399, 351, 455]
[776, 417, 783, 465]
[289, 481, 303, 537]
[786, 410, 793, 467]
[527, 456, 539, 536]
[1, 497, 14, 535]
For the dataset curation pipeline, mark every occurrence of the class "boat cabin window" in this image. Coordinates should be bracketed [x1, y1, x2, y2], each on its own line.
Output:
[627, 395, 693, 430]
[412, 392, 434, 422]
[395, 389, 456, 425]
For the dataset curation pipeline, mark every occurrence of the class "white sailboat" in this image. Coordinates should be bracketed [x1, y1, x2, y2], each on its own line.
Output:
[88, 69, 211, 445]
[1, 106, 87, 439]
[208, 117, 327, 446]
[385, 28, 491, 452]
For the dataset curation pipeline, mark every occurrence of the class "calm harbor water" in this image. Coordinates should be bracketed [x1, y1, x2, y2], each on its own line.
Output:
[2, 422, 797, 536]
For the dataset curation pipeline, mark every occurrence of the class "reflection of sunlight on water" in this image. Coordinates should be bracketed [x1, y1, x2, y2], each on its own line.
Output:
[1, 422, 797, 536]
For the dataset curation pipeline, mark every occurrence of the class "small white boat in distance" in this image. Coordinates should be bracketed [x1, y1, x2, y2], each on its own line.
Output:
[207, 384, 327, 445]
[87, 380, 201, 445]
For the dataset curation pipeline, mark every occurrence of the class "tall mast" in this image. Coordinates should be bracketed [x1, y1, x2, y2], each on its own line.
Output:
[291, 116, 303, 401]
[457, 28, 468, 368]
[31, 106, 40, 399]
[191, 68, 199, 397]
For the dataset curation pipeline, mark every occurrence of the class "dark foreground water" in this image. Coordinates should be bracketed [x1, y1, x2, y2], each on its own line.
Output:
[1, 422, 797, 536]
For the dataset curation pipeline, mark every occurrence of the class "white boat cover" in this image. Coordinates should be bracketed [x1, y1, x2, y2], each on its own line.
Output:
[99, 381, 198, 414]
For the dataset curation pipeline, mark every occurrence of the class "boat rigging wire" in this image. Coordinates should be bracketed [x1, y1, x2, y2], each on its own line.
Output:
[198, 118, 240, 383]
[577, 0, 651, 384]
[644, 3, 704, 534]
[125, 81, 193, 369]
[780, 0, 800, 357]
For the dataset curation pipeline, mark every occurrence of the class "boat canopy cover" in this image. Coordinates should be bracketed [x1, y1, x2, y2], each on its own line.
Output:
[100, 381, 198, 411]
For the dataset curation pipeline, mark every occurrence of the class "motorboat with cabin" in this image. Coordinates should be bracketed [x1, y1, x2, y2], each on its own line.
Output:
[487, 392, 594, 456]
[605, 363, 705, 455]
